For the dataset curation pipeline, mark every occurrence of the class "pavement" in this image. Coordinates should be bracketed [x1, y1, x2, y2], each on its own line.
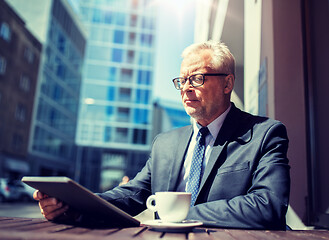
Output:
[0, 202, 43, 218]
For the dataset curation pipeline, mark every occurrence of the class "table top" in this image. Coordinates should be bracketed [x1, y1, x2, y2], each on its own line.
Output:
[1, 217, 329, 240]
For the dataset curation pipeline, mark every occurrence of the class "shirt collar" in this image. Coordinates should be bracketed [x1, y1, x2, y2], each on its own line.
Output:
[192, 103, 232, 140]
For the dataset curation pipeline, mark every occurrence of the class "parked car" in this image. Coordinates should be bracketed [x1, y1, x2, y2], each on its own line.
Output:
[0, 178, 12, 202]
[8, 180, 35, 202]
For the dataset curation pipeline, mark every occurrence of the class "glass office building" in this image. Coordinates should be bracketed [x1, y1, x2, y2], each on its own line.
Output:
[8, 0, 87, 176]
[74, 0, 157, 191]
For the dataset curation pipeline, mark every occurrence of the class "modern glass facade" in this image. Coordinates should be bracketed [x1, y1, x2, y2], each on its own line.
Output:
[76, 0, 155, 148]
[74, 0, 157, 190]
[17, 0, 86, 175]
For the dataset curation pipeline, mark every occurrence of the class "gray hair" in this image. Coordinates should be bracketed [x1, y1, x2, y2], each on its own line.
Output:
[181, 40, 235, 76]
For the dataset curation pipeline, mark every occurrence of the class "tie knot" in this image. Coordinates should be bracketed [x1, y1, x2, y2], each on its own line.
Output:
[199, 127, 209, 137]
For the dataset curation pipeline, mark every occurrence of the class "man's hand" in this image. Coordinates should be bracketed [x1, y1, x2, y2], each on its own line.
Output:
[33, 190, 69, 221]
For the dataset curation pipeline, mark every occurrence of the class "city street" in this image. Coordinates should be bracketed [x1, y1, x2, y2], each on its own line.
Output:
[0, 202, 43, 218]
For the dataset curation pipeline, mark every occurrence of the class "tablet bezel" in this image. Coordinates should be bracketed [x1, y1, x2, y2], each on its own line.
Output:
[21, 176, 140, 227]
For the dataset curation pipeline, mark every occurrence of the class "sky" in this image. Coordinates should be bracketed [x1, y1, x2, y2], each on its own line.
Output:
[152, 0, 196, 103]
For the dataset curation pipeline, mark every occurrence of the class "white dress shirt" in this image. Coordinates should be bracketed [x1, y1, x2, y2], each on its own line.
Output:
[176, 104, 231, 192]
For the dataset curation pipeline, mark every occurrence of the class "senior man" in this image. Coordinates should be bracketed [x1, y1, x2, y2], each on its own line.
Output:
[35, 40, 290, 230]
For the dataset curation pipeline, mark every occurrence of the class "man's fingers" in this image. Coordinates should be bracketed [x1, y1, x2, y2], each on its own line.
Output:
[34, 191, 67, 221]
[38, 197, 66, 220]
[33, 190, 42, 200]
[39, 197, 60, 209]
[33, 190, 49, 200]
[42, 205, 69, 221]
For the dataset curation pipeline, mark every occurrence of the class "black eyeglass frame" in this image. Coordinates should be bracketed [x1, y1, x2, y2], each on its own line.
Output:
[172, 73, 229, 90]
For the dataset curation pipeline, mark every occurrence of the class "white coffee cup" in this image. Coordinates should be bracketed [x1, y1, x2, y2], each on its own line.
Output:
[146, 192, 191, 222]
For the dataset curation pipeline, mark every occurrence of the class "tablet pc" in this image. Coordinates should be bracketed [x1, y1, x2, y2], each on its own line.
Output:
[21, 176, 140, 227]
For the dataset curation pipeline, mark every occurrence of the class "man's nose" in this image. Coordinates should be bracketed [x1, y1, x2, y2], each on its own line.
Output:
[181, 79, 193, 92]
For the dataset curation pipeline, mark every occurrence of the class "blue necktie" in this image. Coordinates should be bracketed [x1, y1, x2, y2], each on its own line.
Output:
[187, 127, 209, 206]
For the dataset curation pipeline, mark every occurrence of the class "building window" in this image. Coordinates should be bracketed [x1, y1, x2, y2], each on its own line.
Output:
[104, 10, 112, 24]
[107, 86, 116, 101]
[129, 32, 136, 45]
[114, 30, 124, 44]
[108, 67, 116, 82]
[0, 22, 11, 41]
[106, 106, 114, 121]
[118, 88, 131, 102]
[12, 134, 23, 152]
[52, 83, 62, 101]
[121, 68, 133, 82]
[112, 48, 123, 62]
[127, 50, 135, 64]
[19, 75, 31, 92]
[134, 108, 149, 124]
[56, 58, 66, 79]
[24, 47, 34, 64]
[138, 70, 151, 85]
[57, 34, 66, 54]
[130, 14, 137, 27]
[139, 52, 152, 66]
[0, 56, 6, 75]
[104, 126, 112, 142]
[93, 8, 102, 23]
[117, 107, 130, 122]
[140, 34, 153, 46]
[136, 89, 150, 104]
[15, 104, 26, 122]
[133, 129, 147, 144]
[115, 128, 128, 143]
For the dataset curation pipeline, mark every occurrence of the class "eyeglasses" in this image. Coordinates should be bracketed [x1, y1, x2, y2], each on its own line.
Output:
[172, 73, 229, 90]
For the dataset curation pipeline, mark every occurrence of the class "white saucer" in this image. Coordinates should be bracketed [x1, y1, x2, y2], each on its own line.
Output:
[142, 220, 203, 232]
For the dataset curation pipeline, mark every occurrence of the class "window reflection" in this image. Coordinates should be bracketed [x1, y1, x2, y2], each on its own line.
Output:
[112, 48, 123, 62]
[0, 22, 11, 41]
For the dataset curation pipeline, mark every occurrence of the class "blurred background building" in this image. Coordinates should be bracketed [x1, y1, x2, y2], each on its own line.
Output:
[73, 0, 157, 191]
[0, 0, 42, 179]
[7, 0, 87, 179]
[2, 0, 192, 193]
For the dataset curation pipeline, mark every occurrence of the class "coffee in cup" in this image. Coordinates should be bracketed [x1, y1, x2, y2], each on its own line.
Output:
[146, 192, 191, 222]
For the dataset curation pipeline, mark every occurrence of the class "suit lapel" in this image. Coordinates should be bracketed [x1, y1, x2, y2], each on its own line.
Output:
[198, 104, 242, 195]
[199, 142, 227, 191]
[166, 104, 243, 197]
[167, 126, 193, 191]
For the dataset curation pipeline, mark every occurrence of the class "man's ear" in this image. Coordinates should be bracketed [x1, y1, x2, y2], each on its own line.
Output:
[224, 74, 234, 94]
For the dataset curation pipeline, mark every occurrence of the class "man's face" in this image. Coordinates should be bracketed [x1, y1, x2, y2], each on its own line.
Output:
[180, 50, 233, 126]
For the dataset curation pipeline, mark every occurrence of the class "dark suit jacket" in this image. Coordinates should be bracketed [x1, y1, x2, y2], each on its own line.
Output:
[99, 104, 290, 230]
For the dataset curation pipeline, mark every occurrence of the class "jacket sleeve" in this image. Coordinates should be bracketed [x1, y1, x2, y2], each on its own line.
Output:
[187, 122, 290, 230]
